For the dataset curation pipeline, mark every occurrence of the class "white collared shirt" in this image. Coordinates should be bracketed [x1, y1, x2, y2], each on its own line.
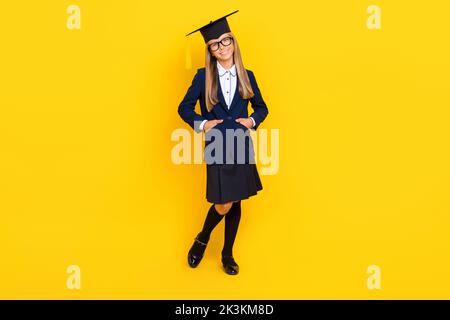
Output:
[217, 61, 237, 108]
[199, 61, 255, 131]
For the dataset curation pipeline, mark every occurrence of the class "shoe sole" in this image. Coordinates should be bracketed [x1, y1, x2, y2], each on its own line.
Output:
[223, 266, 239, 275]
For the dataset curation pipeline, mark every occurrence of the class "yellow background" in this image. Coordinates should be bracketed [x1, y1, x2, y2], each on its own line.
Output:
[1, 0, 449, 299]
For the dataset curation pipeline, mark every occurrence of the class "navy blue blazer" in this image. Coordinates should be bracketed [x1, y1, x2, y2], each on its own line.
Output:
[178, 67, 269, 164]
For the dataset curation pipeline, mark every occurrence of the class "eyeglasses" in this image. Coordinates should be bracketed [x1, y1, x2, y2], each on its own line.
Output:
[209, 37, 233, 52]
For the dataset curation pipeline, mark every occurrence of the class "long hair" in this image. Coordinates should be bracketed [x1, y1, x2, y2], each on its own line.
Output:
[204, 32, 254, 112]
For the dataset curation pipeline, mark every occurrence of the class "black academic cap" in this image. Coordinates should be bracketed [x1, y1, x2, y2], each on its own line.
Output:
[186, 10, 239, 43]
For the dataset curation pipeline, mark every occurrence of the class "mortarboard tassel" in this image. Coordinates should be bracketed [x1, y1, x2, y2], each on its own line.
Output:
[185, 36, 192, 70]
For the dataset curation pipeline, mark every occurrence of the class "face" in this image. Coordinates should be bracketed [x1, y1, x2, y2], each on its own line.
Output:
[208, 33, 234, 62]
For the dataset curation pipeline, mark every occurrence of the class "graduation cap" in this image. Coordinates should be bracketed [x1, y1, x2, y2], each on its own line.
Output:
[185, 10, 239, 69]
[186, 10, 239, 43]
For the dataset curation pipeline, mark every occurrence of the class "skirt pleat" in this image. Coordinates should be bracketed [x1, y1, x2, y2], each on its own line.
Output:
[206, 163, 263, 204]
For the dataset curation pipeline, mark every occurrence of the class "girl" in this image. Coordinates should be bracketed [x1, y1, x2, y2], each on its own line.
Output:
[178, 10, 269, 275]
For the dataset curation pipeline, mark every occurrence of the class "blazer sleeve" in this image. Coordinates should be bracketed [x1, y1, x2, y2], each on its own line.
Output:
[178, 69, 207, 133]
[248, 70, 269, 130]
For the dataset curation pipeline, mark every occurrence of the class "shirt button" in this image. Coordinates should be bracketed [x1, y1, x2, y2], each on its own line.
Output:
[227, 78, 229, 80]
[227, 116, 232, 120]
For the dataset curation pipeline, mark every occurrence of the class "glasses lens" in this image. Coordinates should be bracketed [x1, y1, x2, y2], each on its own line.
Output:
[210, 43, 219, 51]
[221, 37, 232, 46]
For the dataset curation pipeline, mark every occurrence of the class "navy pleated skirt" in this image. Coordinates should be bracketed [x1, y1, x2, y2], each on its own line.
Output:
[206, 163, 263, 204]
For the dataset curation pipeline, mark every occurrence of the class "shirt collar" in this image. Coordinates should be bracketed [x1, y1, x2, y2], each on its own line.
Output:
[217, 61, 236, 77]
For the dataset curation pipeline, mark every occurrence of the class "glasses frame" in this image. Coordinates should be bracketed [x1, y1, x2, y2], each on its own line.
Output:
[209, 37, 234, 52]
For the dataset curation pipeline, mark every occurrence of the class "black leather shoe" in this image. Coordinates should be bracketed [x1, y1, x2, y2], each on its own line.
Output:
[221, 255, 239, 275]
[187, 234, 208, 268]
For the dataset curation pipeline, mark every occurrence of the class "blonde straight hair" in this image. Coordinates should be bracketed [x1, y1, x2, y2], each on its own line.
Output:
[204, 32, 254, 112]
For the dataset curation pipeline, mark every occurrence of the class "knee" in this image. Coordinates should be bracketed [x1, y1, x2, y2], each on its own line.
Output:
[214, 202, 233, 215]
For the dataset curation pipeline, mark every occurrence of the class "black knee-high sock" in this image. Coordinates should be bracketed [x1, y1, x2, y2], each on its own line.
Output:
[222, 201, 241, 257]
[197, 204, 225, 244]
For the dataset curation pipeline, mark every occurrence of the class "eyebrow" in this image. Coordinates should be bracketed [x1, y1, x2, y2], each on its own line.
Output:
[210, 35, 231, 44]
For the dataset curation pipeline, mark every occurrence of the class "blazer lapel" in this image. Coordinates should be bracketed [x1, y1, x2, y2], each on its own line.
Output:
[228, 78, 239, 113]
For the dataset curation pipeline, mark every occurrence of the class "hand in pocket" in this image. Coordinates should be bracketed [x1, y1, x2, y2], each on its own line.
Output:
[235, 118, 253, 129]
[203, 119, 224, 133]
